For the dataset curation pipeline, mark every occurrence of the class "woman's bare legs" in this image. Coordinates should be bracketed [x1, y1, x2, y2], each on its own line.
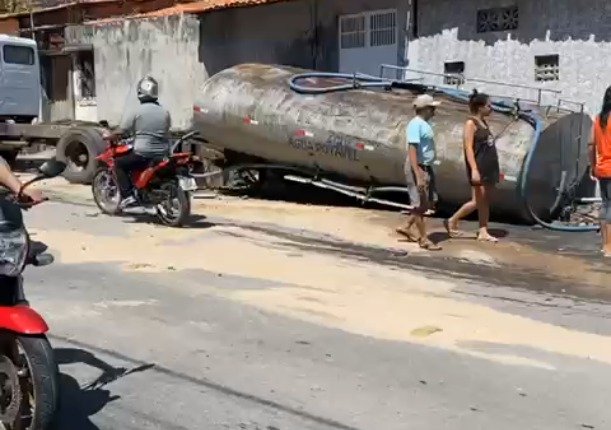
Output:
[475, 184, 498, 241]
[446, 187, 478, 236]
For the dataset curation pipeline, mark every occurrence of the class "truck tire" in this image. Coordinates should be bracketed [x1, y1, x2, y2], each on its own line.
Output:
[56, 127, 105, 184]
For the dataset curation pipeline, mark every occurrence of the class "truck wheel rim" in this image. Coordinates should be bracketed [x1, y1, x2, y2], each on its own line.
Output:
[65, 140, 89, 172]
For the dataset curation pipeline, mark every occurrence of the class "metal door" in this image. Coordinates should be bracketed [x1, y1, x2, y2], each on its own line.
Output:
[338, 9, 398, 77]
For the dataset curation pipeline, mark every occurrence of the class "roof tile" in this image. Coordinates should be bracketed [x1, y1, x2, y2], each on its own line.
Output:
[88, 0, 292, 24]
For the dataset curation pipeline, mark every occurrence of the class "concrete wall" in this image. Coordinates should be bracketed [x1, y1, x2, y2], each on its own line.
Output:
[39, 54, 75, 122]
[65, 0, 408, 129]
[407, 0, 611, 114]
[66, 14, 206, 130]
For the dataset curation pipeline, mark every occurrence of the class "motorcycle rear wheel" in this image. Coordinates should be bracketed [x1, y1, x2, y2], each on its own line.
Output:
[0, 334, 59, 430]
[155, 180, 191, 227]
[92, 167, 121, 216]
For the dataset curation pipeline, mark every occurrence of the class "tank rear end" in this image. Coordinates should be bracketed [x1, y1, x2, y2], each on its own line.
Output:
[523, 109, 592, 220]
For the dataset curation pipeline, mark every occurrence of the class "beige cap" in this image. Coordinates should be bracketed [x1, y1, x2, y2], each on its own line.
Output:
[413, 94, 441, 109]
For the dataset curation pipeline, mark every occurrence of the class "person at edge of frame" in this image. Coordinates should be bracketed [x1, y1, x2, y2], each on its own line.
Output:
[589, 85, 611, 258]
[0, 156, 44, 203]
[396, 94, 442, 251]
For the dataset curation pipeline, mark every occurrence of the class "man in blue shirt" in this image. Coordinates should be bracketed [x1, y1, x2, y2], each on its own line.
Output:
[397, 94, 442, 251]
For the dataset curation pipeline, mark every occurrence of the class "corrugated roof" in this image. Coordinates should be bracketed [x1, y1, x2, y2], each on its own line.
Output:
[88, 0, 292, 24]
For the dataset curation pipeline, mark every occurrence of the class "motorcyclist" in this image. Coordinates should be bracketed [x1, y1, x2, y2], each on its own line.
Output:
[109, 76, 172, 208]
[0, 156, 44, 203]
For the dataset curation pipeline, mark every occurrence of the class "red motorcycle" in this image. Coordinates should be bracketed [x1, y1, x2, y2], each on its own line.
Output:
[91, 131, 199, 227]
[0, 158, 66, 429]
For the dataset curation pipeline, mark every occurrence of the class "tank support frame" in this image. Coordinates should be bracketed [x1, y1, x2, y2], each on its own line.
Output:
[192, 162, 434, 214]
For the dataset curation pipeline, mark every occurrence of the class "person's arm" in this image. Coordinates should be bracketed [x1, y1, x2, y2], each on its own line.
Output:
[0, 157, 23, 194]
[407, 122, 425, 186]
[111, 111, 136, 138]
[463, 120, 478, 172]
[0, 157, 43, 202]
[588, 122, 597, 178]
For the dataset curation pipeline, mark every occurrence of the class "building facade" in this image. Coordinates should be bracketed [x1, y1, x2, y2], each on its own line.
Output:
[65, 0, 411, 128]
[58, 0, 611, 125]
[406, 0, 611, 115]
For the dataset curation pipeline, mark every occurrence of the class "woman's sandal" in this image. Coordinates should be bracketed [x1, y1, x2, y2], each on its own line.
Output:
[443, 219, 464, 238]
[477, 233, 499, 243]
[419, 238, 442, 251]
[396, 227, 419, 243]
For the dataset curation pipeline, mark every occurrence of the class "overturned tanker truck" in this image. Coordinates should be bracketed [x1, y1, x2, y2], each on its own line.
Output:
[192, 63, 597, 228]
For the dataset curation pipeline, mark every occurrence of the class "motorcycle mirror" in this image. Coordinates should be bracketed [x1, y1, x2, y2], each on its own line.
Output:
[33, 253, 54, 267]
[38, 158, 66, 178]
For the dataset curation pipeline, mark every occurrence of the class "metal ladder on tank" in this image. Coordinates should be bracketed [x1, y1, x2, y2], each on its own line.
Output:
[377, 64, 584, 113]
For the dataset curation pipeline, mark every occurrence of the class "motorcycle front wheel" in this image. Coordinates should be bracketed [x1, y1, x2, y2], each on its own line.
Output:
[0, 334, 59, 430]
[155, 180, 191, 227]
[92, 167, 122, 216]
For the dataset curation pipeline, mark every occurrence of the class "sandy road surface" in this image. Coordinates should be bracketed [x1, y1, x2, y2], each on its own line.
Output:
[13, 175, 611, 429]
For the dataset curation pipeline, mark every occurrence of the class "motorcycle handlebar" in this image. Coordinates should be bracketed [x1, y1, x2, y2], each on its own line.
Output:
[14, 195, 48, 209]
[170, 131, 199, 153]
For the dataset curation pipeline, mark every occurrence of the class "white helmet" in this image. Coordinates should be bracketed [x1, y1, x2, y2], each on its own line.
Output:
[137, 75, 159, 103]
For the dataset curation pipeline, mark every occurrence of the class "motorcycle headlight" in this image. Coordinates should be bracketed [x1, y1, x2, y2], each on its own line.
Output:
[0, 228, 28, 277]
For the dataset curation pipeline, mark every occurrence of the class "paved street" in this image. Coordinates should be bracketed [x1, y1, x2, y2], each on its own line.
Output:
[18, 179, 611, 429]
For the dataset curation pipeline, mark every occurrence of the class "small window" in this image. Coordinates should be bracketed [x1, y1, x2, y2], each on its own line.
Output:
[76, 50, 96, 98]
[2, 45, 35, 65]
[340, 15, 366, 49]
[477, 6, 519, 33]
[534, 55, 559, 82]
[444, 61, 465, 85]
[370, 11, 396, 47]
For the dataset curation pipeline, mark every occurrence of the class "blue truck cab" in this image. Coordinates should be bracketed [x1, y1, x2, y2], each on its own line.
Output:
[0, 34, 40, 123]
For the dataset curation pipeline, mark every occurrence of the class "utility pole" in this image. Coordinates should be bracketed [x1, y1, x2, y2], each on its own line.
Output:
[28, 0, 35, 40]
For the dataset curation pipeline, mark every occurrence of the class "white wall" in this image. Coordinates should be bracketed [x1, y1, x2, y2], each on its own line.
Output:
[67, 14, 208, 130]
[407, 0, 611, 115]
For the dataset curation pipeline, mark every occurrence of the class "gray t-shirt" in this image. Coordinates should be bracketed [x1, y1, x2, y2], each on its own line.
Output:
[120, 102, 172, 156]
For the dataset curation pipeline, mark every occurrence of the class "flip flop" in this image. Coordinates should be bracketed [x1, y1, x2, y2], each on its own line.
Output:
[419, 238, 442, 251]
[443, 219, 463, 238]
[396, 227, 419, 243]
[477, 234, 499, 243]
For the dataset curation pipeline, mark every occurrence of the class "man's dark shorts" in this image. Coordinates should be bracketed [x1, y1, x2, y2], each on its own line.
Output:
[405, 163, 438, 210]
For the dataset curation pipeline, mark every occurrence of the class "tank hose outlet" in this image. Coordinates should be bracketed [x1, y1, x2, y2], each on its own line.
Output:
[287, 72, 599, 232]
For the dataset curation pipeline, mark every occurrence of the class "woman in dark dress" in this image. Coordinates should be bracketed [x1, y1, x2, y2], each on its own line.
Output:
[444, 90, 500, 242]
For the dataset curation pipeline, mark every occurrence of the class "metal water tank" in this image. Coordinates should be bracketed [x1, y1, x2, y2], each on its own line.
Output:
[193, 63, 591, 221]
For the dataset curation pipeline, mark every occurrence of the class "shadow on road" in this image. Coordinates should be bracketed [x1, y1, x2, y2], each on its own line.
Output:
[428, 227, 509, 244]
[53, 335, 360, 430]
[118, 211, 216, 229]
[54, 347, 155, 429]
[56, 373, 116, 430]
